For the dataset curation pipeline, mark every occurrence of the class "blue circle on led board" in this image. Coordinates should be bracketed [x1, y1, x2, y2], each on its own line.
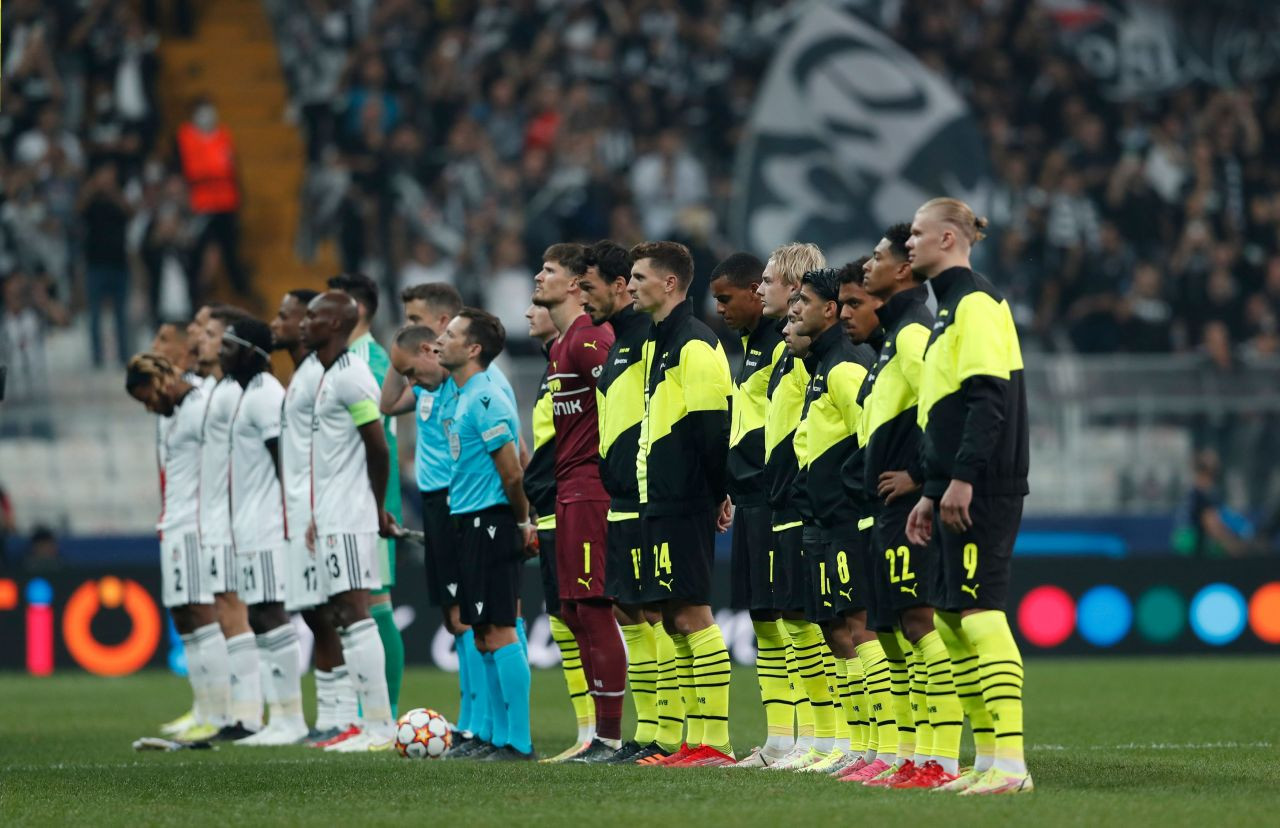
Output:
[1076, 585, 1132, 647]
[1189, 583, 1246, 646]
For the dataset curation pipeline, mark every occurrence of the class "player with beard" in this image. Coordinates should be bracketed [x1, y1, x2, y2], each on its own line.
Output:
[126, 353, 228, 741]
[300, 292, 398, 752]
[577, 240, 683, 764]
[905, 198, 1032, 795]
[220, 319, 307, 745]
[532, 243, 627, 763]
[269, 289, 358, 743]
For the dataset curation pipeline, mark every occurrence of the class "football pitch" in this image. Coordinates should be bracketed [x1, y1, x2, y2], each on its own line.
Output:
[2, 658, 1277, 826]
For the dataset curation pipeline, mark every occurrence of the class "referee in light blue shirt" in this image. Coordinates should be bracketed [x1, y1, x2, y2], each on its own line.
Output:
[436, 307, 537, 761]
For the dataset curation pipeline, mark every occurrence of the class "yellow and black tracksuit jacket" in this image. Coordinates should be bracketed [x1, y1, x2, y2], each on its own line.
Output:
[524, 350, 557, 529]
[596, 304, 649, 515]
[844, 286, 933, 501]
[728, 319, 786, 508]
[764, 342, 809, 528]
[917, 266, 1029, 499]
[637, 298, 733, 516]
[795, 323, 875, 529]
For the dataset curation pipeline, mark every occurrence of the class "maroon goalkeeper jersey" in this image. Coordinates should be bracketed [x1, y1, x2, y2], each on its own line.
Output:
[548, 313, 615, 501]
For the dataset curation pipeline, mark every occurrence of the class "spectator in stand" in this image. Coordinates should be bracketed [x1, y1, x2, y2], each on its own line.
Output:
[0, 269, 68, 419]
[630, 128, 709, 240]
[174, 95, 249, 298]
[78, 160, 135, 367]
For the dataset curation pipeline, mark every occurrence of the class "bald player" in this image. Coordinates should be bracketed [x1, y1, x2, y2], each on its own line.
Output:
[300, 292, 397, 752]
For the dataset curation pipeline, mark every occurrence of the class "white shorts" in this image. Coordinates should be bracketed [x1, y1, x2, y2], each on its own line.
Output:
[318, 532, 381, 597]
[235, 547, 287, 605]
[161, 530, 213, 608]
[284, 535, 324, 611]
[202, 542, 236, 595]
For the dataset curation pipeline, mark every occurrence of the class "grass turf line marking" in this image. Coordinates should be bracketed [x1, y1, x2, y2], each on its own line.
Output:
[1029, 741, 1272, 752]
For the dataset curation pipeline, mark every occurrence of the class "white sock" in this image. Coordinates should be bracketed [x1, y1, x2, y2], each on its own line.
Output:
[261, 624, 305, 729]
[314, 670, 335, 732]
[815, 736, 835, 754]
[340, 619, 392, 730]
[994, 756, 1027, 775]
[796, 732, 815, 751]
[974, 752, 994, 773]
[763, 734, 793, 753]
[863, 748, 877, 763]
[180, 632, 206, 723]
[256, 640, 282, 726]
[332, 665, 358, 728]
[880, 752, 898, 767]
[938, 756, 960, 775]
[835, 736, 850, 753]
[226, 632, 264, 730]
[577, 723, 596, 744]
[194, 623, 231, 726]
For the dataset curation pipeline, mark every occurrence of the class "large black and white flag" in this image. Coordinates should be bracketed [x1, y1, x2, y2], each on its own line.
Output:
[730, 5, 990, 266]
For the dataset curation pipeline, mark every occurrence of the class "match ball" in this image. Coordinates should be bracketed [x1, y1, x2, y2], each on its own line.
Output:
[394, 707, 452, 759]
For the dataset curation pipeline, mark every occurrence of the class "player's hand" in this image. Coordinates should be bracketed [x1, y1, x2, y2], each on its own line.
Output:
[378, 510, 395, 538]
[305, 521, 317, 552]
[878, 470, 921, 504]
[906, 497, 933, 546]
[939, 479, 974, 534]
[521, 524, 539, 559]
[716, 496, 733, 533]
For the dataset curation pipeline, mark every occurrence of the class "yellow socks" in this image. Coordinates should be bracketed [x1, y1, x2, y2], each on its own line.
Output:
[550, 615, 594, 743]
[843, 656, 867, 753]
[857, 639, 898, 761]
[907, 643, 933, 762]
[784, 629, 815, 746]
[876, 632, 913, 761]
[784, 620, 835, 751]
[935, 610, 996, 771]
[653, 624, 685, 752]
[962, 610, 1026, 774]
[621, 621, 658, 746]
[670, 632, 703, 748]
[753, 621, 793, 750]
[689, 625, 732, 753]
[916, 629, 963, 772]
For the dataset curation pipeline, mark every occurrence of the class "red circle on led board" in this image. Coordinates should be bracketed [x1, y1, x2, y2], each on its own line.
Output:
[1248, 582, 1280, 644]
[1017, 585, 1076, 648]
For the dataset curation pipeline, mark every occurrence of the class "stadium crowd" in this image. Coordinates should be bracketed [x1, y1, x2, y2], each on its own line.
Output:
[269, 0, 1280, 359]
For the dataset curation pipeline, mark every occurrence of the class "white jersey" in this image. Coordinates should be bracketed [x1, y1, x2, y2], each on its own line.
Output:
[198, 377, 243, 546]
[229, 373, 286, 551]
[281, 353, 323, 540]
[311, 352, 381, 536]
[159, 382, 206, 535]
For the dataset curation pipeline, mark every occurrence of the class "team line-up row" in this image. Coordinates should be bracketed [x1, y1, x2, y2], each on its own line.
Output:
[129, 196, 1033, 794]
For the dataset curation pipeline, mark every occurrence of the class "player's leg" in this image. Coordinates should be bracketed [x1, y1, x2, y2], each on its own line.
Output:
[537, 526, 596, 761]
[659, 510, 733, 766]
[369, 535, 403, 718]
[950, 496, 1031, 795]
[896, 606, 963, 785]
[322, 532, 395, 752]
[776, 535, 835, 770]
[204, 541, 261, 739]
[246, 548, 307, 745]
[554, 500, 626, 761]
[609, 513, 658, 761]
[475, 512, 533, 761]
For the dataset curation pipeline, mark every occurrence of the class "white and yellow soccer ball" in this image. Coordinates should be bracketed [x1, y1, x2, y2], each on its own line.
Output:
[394, 708, 452, 759]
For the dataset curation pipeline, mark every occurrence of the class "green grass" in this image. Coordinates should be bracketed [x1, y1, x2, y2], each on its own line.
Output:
[2, 659, 1278, 826]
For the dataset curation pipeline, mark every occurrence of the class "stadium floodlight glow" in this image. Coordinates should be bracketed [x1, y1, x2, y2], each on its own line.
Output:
[1016, 585, 1075, 648]
[1247, 582, 1280, 645]
[1076, 585, 1131, 647]
[1135, 586, 1185, 644]
[1189, 583, 1247, 646]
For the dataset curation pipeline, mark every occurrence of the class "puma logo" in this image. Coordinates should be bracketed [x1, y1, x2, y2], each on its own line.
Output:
[583, 341, 599, 350]
[578, 577, 593, 589]
[839, 589, 852, 601]
[899, 583, 918, 597]
[658, 578, 674, 592]
[962, 583, 980, 599]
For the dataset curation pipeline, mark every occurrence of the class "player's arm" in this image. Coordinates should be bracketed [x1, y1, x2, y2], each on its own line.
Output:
[380, 368, 416, 416]
[492, 443, 530, 526]
[683, 341, 732, 508]
[357, 419, 391, 535]
[881, 325, 931, 500]
[951, 296, 1019, 485]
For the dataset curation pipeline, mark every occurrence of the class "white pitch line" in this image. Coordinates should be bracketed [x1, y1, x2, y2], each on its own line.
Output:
[1029, 741, 1272, 752]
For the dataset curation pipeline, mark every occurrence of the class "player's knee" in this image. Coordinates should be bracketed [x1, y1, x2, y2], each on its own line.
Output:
[749, 608, 780, 623]
[900, 608, 935, 643]
[169, 606, 195, 634]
